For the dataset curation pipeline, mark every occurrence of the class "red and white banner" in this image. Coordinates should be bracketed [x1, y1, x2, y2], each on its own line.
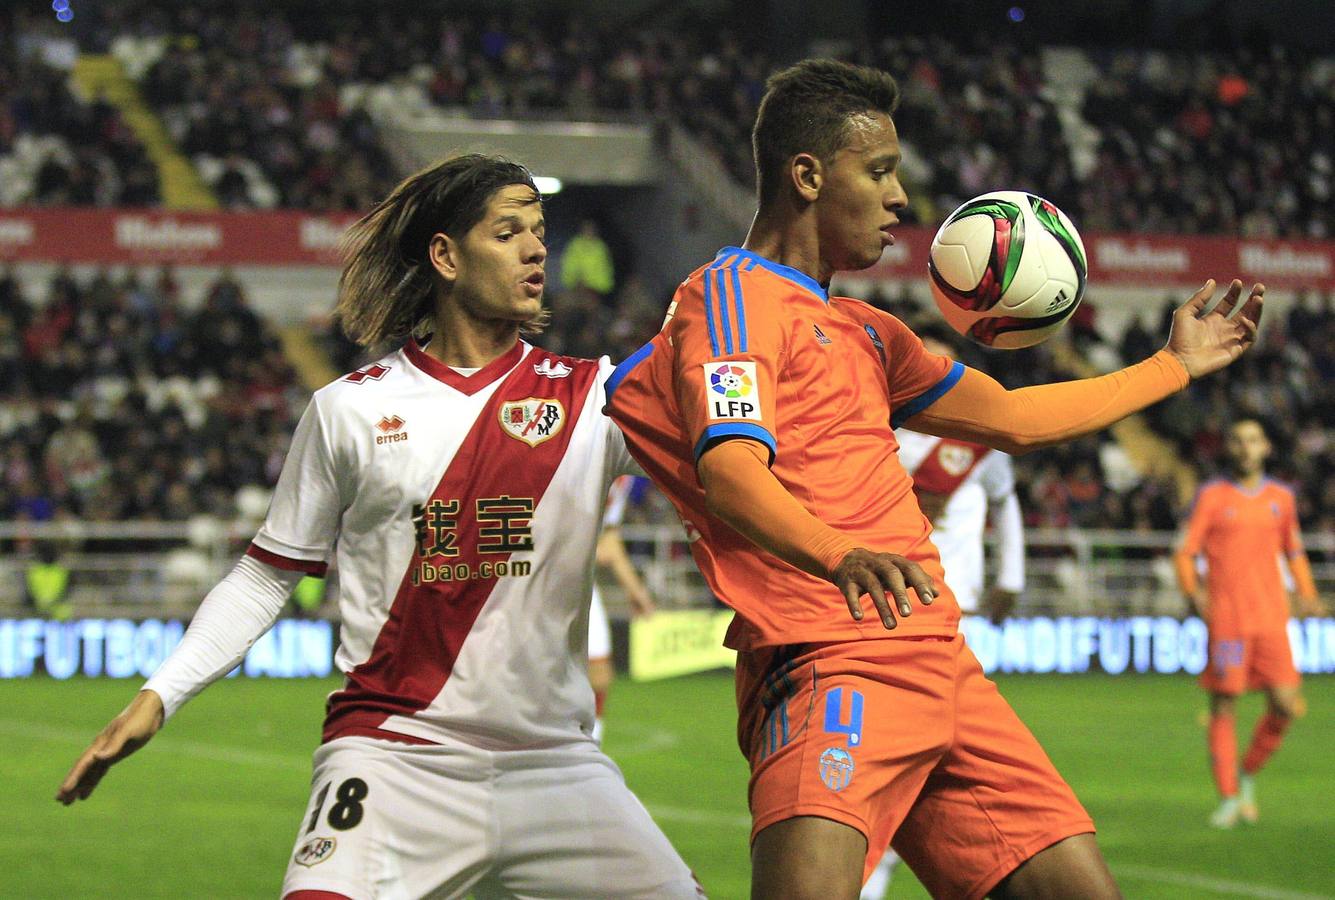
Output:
[0, 208, 359, 267]
[865, 228, 1335, 291]
[2, 209, 1333, 289]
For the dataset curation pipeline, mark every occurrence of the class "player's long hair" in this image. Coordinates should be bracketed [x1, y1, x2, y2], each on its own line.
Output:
[752, 59, 900, 205]
[335, 154, 547, 348]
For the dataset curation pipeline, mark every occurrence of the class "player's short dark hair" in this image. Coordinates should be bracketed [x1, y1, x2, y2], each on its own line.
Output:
[1227, 416, 1272, 439]
[336, 154, 543, 348]
[752, 58, 901, 205]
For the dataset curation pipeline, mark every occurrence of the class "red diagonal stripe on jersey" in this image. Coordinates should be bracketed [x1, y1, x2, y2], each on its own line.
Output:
[907, 437, 990, 496]
[322, 352, 599, 745]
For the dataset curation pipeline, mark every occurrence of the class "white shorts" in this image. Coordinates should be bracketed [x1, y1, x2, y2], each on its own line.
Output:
[588, 585, 612, 661]
[282, 736, 703, 900]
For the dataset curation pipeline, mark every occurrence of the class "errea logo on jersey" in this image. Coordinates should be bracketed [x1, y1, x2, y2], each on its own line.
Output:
[499, 398, 565, 446]
[375, 415, 408, 445]
[704, 361, 762, 421]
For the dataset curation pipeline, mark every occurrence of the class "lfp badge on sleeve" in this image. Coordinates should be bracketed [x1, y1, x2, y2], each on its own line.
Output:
[704, 361, 762, 421]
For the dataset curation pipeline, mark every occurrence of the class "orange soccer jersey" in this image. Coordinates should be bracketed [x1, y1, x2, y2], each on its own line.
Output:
[1176, 478, 1308, 638]
[605, 246, 962, 649]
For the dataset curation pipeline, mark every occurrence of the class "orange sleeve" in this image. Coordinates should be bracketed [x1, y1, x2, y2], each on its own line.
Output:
[904, 349, 1190, 454]
[1281, 493, 1319, 603]
[863, 310, 957, 421]
[1174, 488, 1215, 597]
[697, 439, 857, 579]
[671, 269, 786, 464]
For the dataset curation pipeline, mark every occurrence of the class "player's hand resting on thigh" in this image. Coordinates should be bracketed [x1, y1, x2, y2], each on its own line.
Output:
[1165, 279, 1264, 379]
[57, 689, 164, 805]
[833, 549, 935, 630]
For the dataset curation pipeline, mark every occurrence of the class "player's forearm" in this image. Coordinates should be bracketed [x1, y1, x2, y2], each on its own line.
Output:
[697, 439, 856, 580]
[1173, 550, 1200, 597]
[907, 351, 1189, 454]
[1289, 552, 1319, 605]
[992, 493, 1026, 593]
[597, 529, 654, 612]
[142, 556, 302, 720]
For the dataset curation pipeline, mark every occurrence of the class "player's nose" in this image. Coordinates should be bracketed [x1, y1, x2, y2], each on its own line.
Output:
[885, 175, 908, 212]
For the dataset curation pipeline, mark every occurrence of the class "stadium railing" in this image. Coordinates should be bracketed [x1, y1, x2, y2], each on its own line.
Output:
[0, 521, 1330, 620]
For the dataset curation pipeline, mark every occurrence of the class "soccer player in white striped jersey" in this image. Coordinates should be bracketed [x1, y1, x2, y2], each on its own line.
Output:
[57, 155, 703, 900]
[862, 327, 1026, 900]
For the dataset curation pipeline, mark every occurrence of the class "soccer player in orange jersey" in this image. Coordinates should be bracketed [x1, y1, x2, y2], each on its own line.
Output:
[605, 59, 1264, 899]
[1174, 419, 1326, 829]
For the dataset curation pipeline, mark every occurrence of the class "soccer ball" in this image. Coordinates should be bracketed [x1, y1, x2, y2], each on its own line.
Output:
[928, 191, 1087, 349]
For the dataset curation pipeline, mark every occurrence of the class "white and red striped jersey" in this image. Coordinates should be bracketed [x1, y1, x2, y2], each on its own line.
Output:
[250, 339, 634, 748]
[894, 429, 1025, 612]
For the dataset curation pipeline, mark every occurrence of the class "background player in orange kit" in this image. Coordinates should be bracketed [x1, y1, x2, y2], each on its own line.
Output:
[605, 58, 1266, 899]
[1175, 418, 1326, 829]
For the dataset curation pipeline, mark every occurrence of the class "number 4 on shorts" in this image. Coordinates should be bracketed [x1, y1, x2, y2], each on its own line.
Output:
[823, 687, 864, 748]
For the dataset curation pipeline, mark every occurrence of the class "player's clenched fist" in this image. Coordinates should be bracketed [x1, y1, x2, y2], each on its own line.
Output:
[832, 548, 935, 630]
[56, 689, 164, 805]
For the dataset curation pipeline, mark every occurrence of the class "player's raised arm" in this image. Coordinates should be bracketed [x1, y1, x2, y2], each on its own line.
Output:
[906, 280, 1264, 454]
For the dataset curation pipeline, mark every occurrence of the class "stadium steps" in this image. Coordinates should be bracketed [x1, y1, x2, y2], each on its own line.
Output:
[71, 55, 218, 211]
[278, 326, 341, 391]
[1047, 340, 1197, 503]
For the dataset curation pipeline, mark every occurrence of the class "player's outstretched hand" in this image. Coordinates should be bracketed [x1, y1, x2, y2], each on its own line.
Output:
[56, 689, 164, 805]
[1165, 279, 1264, 379]
[832, 548, 935, 630]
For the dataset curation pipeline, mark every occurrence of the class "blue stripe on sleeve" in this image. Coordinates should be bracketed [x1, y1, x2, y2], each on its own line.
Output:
[693, 422, 777, 464]
[604, 341, 654, 404]
[702, 272, 721, 356]
[716, 268, 734, 354]
[730, 266, 747, 352]
[890, 361, 966, 428]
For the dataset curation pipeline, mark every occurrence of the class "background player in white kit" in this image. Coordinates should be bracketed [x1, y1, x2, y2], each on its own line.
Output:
[588, 475, 656, 744]
[56, 155, 703, 900]
[862, 325, 1026, 900]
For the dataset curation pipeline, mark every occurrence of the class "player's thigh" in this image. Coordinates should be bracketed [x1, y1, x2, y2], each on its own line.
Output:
[894, 637, 1095, 900]
[281, 738, 491, 900]
[751, 815, 867, 900]
[737, 640, 954, 887]
[1199, 635, 1248, 695]
[490, 752, 703, 899]
[1249, 630, 1301, 703]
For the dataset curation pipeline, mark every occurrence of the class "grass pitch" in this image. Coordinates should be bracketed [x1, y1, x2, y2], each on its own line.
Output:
[6, 673, 1333, 898]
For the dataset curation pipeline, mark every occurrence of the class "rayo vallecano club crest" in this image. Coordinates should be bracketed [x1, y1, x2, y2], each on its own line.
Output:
[937, 443, 976, 476]
[499, 398, 565, 446]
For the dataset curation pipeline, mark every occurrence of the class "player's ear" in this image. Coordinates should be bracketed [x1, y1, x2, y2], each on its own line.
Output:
[428, 233, 459, 284]
[791, 153, 822, 202]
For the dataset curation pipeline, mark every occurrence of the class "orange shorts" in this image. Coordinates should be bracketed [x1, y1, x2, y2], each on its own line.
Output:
[736, 633, 1093, 900]
[1199, 631, 1301, 695]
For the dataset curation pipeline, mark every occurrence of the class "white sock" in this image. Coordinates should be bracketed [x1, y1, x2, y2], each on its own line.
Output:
[592, 716, 605, 745]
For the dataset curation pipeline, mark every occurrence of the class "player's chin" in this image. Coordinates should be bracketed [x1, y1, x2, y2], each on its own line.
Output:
[835, 244, 884, 272]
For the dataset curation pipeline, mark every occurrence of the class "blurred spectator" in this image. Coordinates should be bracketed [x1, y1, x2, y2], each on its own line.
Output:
[560, 219, 615, 299]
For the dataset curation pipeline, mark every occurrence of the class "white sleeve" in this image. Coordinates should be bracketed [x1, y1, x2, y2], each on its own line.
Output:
[991, 491, 1026, 593]
[979, 450, 1016, 502]
[250, 394, 346, 568]
[982, 451, 1024, 592]
[142, 556, 304, 720]
[603, 476, 634, 527]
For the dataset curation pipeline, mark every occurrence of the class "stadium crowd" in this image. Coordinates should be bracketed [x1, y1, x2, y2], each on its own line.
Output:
[7, 4, 1333, 240]
[0, 263, 301, 526]
[0, 4, 1330, 555]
